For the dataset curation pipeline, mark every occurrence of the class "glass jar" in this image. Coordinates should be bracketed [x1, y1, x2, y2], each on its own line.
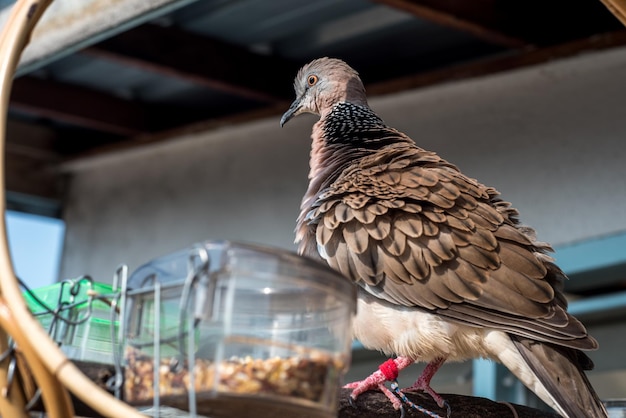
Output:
[123, 241, 356, 418]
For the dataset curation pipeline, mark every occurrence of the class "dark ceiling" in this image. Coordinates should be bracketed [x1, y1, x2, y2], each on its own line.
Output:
[4, 0, 625, 216]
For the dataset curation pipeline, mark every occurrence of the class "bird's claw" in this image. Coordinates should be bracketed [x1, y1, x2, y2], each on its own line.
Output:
[345, 358, 446, 417]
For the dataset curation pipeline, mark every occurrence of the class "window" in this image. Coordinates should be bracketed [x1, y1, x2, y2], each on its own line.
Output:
[5, 210, 65, 290]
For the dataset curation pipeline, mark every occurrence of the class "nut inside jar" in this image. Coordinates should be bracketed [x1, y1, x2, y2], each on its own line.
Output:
[124, 341, 347, 409]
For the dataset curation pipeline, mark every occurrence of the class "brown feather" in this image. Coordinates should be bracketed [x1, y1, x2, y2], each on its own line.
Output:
[381, 170, 402, 185]
[426, 192, 455, 209]
[379, 199, 405, 209]
[468, 209, 499, 231]
[328, 240, 351, 278]
[457, 244, 500, 270]
[427, 271, 465, 303]
[446, 213, 474, 230]
[343, 220, 370, 254]
[450, 229, 472, 247]
[352, 207, 377, 224]
[342, 193, 369, 209]
[383, 225, 407, 256]
[366, 202, 389, 215]
[422, 221, 439, 237]
[473, 202, 505, 225]
[425, 233, 456, 261]
[365, 215, 391, 240]
[433, 265, 482, 300]
[316, 222, 336, 246]
[473, 277, 551, 318]
[323, 211, 340, 230]
[382, 247, 414, 285]
[492, 263, 554, 304]
[431, 180, 461, 201]
[407, 168, 439, 186]
[352, 246, 383, 284]
[401, 241, 430, 280]
[422, 210, 447, 223]
[494, 223, 533, 245]
[395, 213, 424, 238]
[455, 193, 478, 210]
[499, 241, 548, 279]
[452, 258, 487, 284]
[334, 202, 355, 223]
[403, 203, 423, 213]
[470, 227, 498, 251]
[511, 337, 606, 417]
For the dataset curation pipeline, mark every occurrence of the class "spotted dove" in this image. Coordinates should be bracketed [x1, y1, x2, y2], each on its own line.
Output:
[280, 57, 608, 418]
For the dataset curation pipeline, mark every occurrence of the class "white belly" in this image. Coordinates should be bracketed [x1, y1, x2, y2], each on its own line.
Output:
[352, 290, 495, 362]
[352, 291, 564, 415]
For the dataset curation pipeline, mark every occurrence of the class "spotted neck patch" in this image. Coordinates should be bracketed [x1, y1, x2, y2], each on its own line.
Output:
[322, 102, 387, 141]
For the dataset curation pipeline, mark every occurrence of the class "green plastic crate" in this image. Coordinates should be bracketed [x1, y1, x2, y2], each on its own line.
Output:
[23, 280, 119, 364]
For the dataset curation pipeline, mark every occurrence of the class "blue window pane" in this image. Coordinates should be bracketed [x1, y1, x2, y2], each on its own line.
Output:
[5, 210, 65, 289]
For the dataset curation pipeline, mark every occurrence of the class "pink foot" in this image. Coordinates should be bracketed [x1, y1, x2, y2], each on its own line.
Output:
[344, 356, 414, 410]
[404, 357, 450, 412]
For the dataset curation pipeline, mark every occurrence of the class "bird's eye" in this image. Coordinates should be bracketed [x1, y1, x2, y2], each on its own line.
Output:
[307, 75, 318, 86]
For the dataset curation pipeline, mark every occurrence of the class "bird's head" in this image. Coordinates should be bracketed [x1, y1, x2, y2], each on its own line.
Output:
[280, 57, 368, 127]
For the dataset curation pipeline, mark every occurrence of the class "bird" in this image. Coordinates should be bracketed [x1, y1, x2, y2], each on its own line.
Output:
[280, 57, 608, 418]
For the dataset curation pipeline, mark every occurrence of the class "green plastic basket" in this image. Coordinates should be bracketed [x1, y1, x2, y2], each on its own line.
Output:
[23, 280, 119, 364]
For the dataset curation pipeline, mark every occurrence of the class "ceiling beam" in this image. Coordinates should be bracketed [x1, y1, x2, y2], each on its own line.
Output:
[63, 29, 626, 168]
[376, 0, 624, 48]
[366, 29, 626, 96]
[374, 0, 528, 48]
[10, 77, 151, 136]
[83, 24, 298, 104]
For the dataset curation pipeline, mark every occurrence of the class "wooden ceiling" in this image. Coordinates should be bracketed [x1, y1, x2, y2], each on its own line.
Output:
[4, 0, 626, 216]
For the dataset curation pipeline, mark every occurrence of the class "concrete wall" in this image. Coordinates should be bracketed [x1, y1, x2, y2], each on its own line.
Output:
[60, 45, 626, 282]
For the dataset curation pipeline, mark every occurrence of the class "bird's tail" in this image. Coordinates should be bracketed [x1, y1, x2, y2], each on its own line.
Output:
[509, 335, 608, 418]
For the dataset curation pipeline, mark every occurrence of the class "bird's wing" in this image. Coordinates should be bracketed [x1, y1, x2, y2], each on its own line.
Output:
[306, 140, 596, 350]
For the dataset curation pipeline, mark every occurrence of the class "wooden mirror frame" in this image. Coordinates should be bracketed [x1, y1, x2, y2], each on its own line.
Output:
[0, 1, 143, 416]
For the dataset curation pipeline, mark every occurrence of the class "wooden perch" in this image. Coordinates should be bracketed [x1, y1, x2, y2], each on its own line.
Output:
[338, 388, 561, 418]
[40, 362, 561, 417]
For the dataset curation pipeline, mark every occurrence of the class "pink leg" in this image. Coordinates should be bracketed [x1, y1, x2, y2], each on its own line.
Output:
[344, 356, 414, 409]
[404, 357, 447, 407]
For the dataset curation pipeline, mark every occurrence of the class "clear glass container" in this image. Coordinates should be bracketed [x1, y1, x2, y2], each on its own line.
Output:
[122, 241, 356, 418]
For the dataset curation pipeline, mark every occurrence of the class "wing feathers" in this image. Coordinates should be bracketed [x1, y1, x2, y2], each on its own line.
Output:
[499, 241, 547, 279]
[457, 244, 500, 269]
[299, 141, 594, 352]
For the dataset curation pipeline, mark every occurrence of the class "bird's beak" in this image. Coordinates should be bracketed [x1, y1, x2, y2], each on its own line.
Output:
[280, 96, 303, 127]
